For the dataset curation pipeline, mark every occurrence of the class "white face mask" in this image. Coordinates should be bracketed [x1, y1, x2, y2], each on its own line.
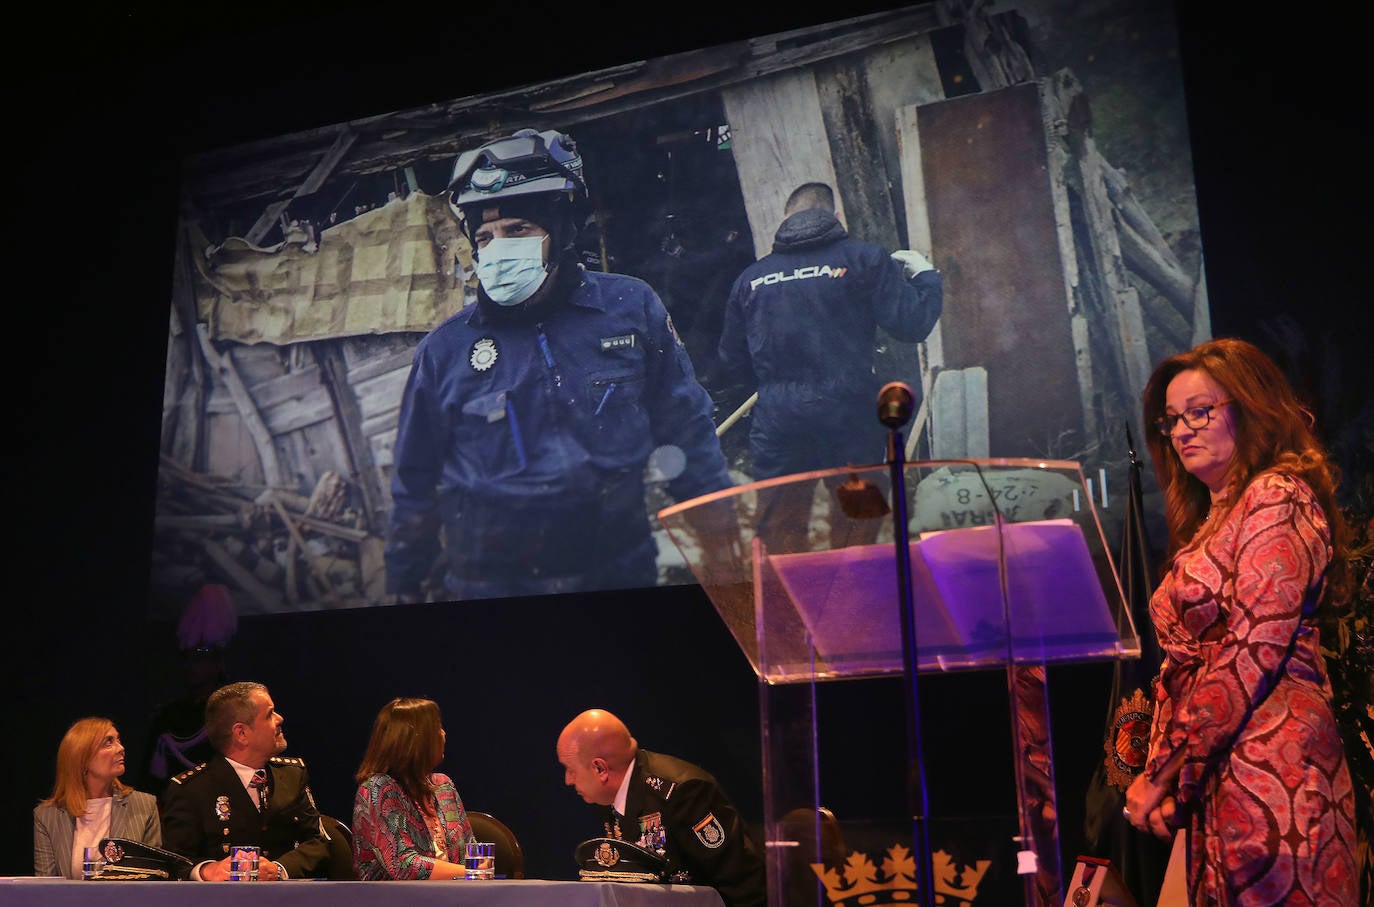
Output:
[475, 235, 549, 306]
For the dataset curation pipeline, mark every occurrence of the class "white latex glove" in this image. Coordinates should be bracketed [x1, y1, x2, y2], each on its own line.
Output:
[891, 248, 935, 278]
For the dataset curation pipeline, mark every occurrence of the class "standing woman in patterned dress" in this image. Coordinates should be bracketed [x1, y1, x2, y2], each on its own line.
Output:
[351, 698, 474, 880]
[1125, 337, 1357, 904]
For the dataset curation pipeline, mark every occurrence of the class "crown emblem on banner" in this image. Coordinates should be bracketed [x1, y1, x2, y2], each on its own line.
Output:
[812, 845, 991, 906]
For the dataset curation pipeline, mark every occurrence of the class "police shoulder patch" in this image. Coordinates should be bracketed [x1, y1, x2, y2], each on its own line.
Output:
[171, 762, 207, 785]
[692, 813, 725, 849]
[664, 314, 683, 347]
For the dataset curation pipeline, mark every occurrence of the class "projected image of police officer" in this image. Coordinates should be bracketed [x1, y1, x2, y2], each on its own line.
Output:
[384, 129, 733, 603]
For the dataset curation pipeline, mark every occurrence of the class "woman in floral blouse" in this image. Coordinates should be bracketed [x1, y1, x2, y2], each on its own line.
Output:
[352, 698, 474, 880]
[1126, 337, 1356, 905]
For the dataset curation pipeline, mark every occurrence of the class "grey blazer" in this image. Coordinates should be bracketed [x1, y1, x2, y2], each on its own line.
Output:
[33, 788, 161, 878]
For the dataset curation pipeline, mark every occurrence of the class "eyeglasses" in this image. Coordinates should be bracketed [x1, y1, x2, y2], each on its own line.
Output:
[1154, 401, 1232, 437]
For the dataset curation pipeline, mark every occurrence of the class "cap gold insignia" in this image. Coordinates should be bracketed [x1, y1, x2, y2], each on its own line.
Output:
[594, 842, 620, 867]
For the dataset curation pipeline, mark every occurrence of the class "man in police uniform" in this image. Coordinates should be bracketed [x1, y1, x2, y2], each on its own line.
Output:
[159, 681, 329, 880]
[718, 181, 942, 480]
[557, 708, 765, 907]
[385, 128, 732, 603]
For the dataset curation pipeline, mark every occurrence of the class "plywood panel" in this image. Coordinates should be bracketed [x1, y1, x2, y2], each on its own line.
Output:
[916, 82, 1085, 459]
[833, 33, 945, 251]
[722, 69, 839, 257]
[931, 367, 989, 459]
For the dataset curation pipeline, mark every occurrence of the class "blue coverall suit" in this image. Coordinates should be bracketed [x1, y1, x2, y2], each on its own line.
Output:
[386, 265, 732, 600]
[718, 208, 943, 480]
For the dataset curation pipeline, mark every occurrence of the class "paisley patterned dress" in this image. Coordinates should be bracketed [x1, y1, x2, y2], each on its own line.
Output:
[1145, 471, 1357, 905]
[351, 772, 473, 880]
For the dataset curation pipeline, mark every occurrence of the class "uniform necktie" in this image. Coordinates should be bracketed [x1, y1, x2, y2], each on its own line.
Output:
[250, 769, 269, 811]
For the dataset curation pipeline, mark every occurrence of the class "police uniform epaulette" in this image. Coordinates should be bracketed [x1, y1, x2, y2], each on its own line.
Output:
[170, 762, 208, 785]
[269, 755, 305, 767]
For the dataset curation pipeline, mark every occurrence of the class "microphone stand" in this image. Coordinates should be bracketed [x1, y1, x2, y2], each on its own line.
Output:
[880, 382, 935, 907]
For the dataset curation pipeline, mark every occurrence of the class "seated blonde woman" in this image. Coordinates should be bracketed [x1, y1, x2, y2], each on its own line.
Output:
[34, 717, 161, 878]
[352, 698, 474, 880]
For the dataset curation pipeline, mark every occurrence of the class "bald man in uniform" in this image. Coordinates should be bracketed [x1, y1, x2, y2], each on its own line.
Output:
[557, 709, 765, 907]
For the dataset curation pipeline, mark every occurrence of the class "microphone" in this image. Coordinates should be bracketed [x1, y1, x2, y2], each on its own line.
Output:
[877, 381, 915, 429]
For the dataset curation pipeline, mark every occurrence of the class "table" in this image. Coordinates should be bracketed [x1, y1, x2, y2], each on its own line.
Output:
[0, 877, 728, 907]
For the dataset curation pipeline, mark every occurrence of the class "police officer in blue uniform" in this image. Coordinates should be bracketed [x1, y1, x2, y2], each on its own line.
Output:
[718, 181, 943, 481]
[385, 129, 732, 602]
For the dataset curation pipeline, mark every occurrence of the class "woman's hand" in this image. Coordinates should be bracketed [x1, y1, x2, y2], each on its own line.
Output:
[1145, 795, 1179, 840]
[1124, 774, 1179, 841]
[1124, 742, 1185, 841]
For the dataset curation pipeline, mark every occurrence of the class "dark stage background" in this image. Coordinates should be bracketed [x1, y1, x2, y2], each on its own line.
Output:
[7, 0, 1368, 891]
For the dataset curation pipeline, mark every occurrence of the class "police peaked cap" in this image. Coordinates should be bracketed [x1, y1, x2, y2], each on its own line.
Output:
[574, 837, 673, 883]
[90, 838, 195, 881]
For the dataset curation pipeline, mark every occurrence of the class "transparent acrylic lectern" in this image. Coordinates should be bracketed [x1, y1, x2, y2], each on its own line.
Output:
[657, 459, 1140, 907]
